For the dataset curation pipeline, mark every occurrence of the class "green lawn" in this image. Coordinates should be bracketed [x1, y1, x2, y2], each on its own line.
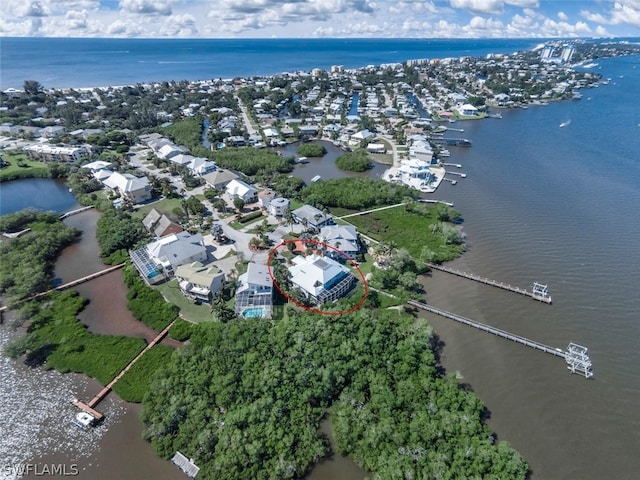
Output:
[339, 205, 464, 262]
[155, 279, 213, 323]
[0, 154, 49, 181]
[133, 197, 184, 219]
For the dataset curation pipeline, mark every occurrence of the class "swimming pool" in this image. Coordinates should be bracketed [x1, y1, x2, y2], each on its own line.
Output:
[242, 307, 267, 318]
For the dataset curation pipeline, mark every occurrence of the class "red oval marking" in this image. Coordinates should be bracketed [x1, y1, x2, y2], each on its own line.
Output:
[267, 238, 368, 316]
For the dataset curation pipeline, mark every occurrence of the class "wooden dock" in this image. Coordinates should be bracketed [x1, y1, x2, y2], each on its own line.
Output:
[0, 263, 126, 313]
[427, 263, 552, 303]
[408, 300, 566, 358]
[74, 319, 177, 420]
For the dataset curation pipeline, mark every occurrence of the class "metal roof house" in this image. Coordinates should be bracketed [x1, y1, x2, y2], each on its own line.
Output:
[291, 205, 334, 231]
[289, 254, 356, 305]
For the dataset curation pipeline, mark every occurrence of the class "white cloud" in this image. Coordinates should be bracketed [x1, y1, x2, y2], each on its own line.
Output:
[449, 0, 538, 15]
[450, 0, 504, 14]
[557, 11, 568, 22]
[119, 0, 172, 16]
[581, 1, 640, 28]
[107, 18, 144, 35]
[160, 13, 199, 37]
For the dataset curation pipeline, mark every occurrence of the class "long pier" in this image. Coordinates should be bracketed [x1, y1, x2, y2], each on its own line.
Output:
[408, 300, 566, 357]
[74, 319, 177, 420]
[427, 263, 552, 303]
[60, 205, 94, 219]
[0, 263, 126, 313]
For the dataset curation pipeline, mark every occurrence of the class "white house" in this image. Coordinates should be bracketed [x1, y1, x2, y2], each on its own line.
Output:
[289, 254, 356, 305]
[319, 225, 360, 259]
[24, 144, 90, 163]
[175, 261, 225, 303]
[226, 179, 258, 203]
[102, 172, 151, 203]
[366, 143, 386, 154]
[268, 198, 290, 217]
[235, 263, 273, 318]
[130, 232, 207, 285]
[456, 103, 479, 116]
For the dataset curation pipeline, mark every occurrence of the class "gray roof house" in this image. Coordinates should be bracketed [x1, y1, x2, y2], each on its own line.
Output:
[319, 225, 360, 259]
[291, 205, 334, 231]
[235, 263, 273, 318]
[130, 232, 208, 284]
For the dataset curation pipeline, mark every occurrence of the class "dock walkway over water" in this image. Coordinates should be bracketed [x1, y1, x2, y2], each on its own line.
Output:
[0, 263, 126, 313]
[74, 319, 177, 420]
[427, 263, 552, 303]
[408, 300, 593, 378]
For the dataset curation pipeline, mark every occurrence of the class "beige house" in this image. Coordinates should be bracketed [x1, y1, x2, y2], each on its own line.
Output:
[175, 261, 225, 303]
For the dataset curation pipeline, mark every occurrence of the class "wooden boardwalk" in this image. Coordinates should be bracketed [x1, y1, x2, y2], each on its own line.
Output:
[75, 319, 177, 418]
[408, 300, 566, 358]
[427, 263, 552, 303]
[0, 263, 125, 313]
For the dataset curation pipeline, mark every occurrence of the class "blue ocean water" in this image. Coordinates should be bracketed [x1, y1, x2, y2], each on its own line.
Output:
[0, 37, 542, 90]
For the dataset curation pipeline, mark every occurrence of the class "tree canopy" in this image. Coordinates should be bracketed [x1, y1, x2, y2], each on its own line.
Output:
[141, 309, 528, 479]
[300, 178, 418, 209]
[335, 149, 373, 172]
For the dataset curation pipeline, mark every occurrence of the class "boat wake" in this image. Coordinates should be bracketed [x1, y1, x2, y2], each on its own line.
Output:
[559, 120, 571, 128]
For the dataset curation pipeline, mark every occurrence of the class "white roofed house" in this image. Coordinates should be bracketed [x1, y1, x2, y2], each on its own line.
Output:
[187, 157, 216, 176]
[102, 171, 151, 204]
[319, 225, 361, 260]
[226, 179, 258, 203]
[289, 254, 357, 305]
[455, 103, 479, 117]
[24, 144, 90, 163]
[235, 263, 273, 318]
[175, 261, 225, 303]
[130, 231, 208, 284]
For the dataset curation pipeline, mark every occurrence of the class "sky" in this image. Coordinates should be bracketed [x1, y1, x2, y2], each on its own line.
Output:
[0, 1, 639, 39]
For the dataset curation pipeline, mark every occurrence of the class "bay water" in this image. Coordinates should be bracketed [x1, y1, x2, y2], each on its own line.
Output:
[0, 39, 639, 479]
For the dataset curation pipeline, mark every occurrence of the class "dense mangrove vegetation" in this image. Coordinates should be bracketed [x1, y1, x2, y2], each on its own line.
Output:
[335, 149, 373, 172]
[300, 177, 418, 209]
[141, 309, 528, 479]
[0, 210, 80, 304]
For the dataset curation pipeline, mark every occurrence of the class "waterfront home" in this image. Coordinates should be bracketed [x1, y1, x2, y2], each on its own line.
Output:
[235, 263, 273, 318]
[131, 231, 207, 284]
[319, 225, 360, 259]
[455, 103, 479, 117]
[288, 254, 356, 305]
[24, 143, 90, 163]
[366, 143, 386, 154]
[175, 261, 225, 303]
[226, 179, 258, 203]
[102, 171, 151, 204]
[291, 205, 334, 231]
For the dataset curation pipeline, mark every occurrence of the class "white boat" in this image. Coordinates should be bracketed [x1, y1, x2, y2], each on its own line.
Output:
[559, 120, 571, 128]
[310, 175, 322, 183]
[72, 411, 96, 428]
